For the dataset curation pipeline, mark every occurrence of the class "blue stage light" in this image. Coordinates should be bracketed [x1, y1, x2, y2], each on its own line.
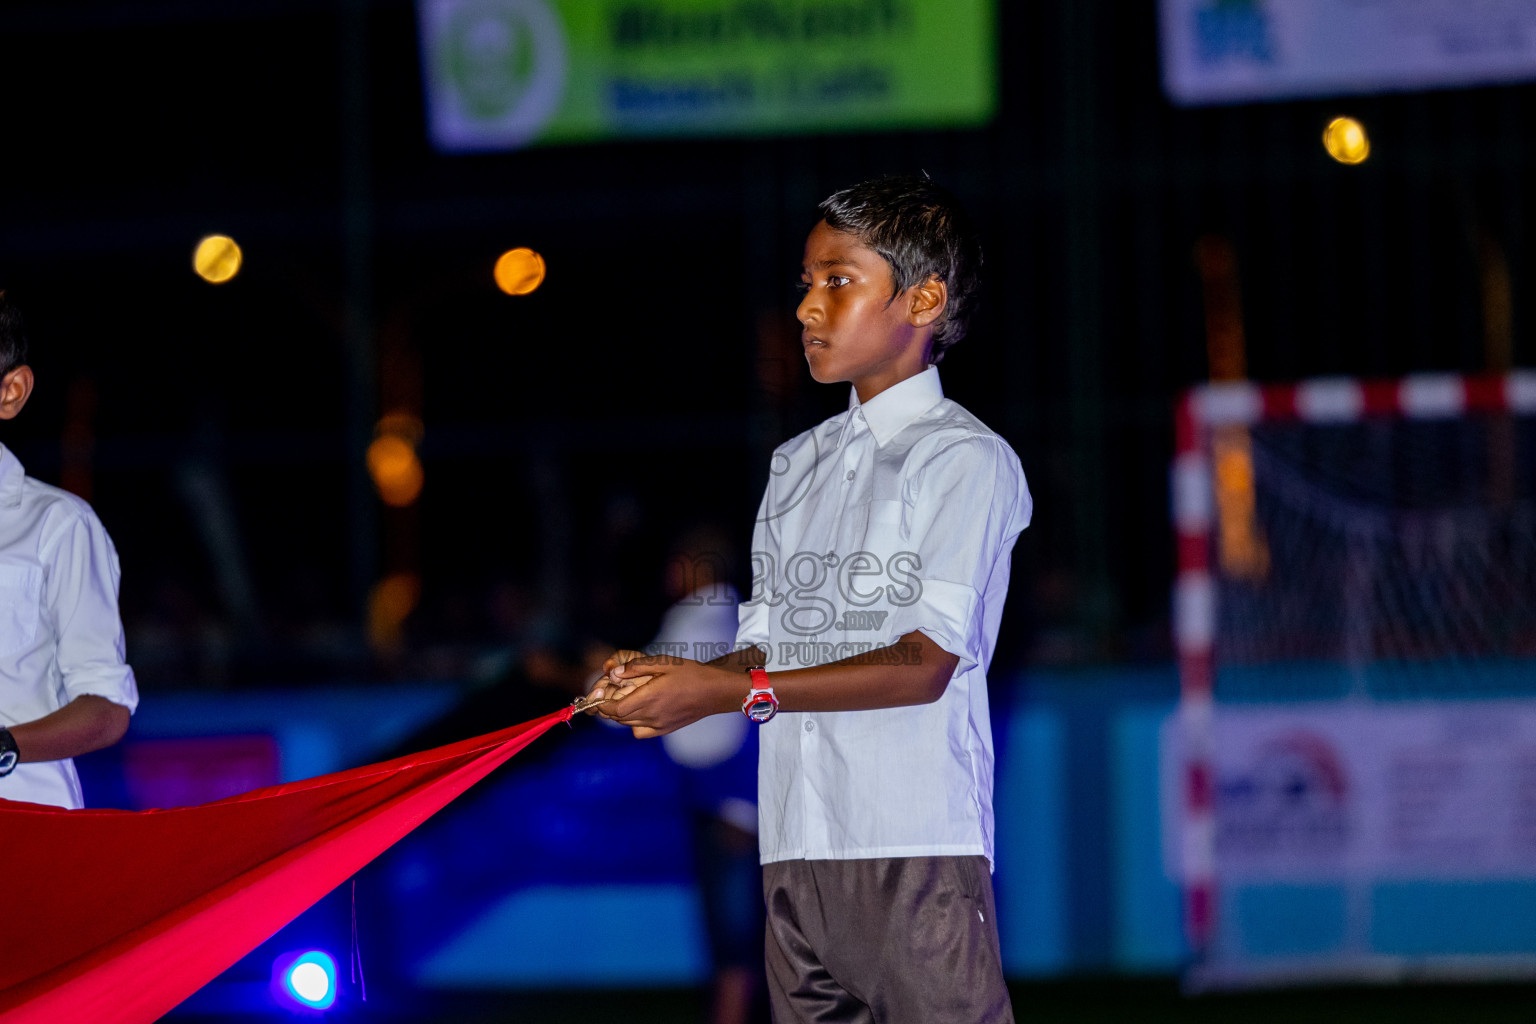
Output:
[272, 950, 337, 1012]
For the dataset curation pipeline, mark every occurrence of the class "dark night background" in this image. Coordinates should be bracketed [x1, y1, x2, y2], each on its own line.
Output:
[3, 1, 1528, 691]
[3, 2, 1535, 1020]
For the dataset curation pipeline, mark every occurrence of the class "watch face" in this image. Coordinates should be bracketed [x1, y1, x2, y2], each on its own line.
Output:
[746, 699, 776, 721]
[0, 750, 17, 774]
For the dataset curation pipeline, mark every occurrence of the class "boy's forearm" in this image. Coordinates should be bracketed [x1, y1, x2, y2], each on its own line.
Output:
[704, 644, 769, 672]
[9, 695, 130, 763]
[762, 631, 958, 713]
[660, 632, 956, 716]
[604, 632, 958, 734]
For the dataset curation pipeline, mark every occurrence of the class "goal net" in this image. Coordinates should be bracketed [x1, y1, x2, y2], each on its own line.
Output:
[1171, 373, 1536, 989]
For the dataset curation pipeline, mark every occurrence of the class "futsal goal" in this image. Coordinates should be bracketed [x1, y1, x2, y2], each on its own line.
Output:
[1171, 372, 1536, 989]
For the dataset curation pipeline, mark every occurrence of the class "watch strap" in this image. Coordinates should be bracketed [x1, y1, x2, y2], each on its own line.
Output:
[742, 668, 778, 722]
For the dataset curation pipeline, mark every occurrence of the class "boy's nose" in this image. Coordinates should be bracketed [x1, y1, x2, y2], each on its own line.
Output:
[796, 291, 817, 324]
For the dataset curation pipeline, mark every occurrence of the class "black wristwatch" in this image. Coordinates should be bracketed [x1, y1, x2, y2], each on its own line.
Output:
[0, 727, 18, 778]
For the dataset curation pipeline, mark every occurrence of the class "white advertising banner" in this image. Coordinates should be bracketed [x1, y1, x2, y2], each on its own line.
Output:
[1159, 0, 1536, 105]
[1165, 700, 1536, 882]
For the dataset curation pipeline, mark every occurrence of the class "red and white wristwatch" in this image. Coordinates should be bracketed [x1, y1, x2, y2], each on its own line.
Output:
[742, 668, 778, 723]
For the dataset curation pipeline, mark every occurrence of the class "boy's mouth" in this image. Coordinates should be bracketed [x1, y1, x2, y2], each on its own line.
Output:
[802, 334, 827, 349]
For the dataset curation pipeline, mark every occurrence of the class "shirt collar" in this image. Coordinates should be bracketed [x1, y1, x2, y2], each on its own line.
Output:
[844, 366, 945, 448]
[0, 444, 23, 510]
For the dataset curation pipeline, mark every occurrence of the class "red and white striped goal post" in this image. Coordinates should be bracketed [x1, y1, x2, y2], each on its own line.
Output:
[1170, 370, 1536, 959]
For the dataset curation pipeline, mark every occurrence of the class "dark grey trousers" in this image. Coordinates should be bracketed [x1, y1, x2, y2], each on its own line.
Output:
[762, 856, 1014, 1024]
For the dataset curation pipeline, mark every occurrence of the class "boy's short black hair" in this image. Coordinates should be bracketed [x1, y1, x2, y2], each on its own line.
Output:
[817, 174, 983, 363]
[0, 293, 29, 377]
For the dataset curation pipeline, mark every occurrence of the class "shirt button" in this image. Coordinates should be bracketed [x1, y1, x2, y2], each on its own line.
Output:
[845, 469, 856, 481]
[804, 720, 815, 733]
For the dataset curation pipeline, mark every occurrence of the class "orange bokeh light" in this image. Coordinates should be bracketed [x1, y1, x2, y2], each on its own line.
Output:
[368, 571, 421, 651]
[494, 247, 547, 295]
[366, 434, 424, 507]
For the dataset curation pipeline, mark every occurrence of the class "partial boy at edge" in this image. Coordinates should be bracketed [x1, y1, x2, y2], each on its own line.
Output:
[0, 295, 137, 809]
[586, 176, 1030, 1023]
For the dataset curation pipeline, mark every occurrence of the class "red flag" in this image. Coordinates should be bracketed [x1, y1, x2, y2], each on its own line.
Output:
[0, 707, 574, 1024]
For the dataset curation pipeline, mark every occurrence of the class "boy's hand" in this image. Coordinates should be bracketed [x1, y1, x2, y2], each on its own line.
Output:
[579, 649, 654, 714]
[597, 655, 740, 737]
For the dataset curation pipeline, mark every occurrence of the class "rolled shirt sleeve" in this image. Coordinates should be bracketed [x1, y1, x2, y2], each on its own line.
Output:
[736, 451, 786, 653]
[42, 504, 138, 712]
[881, 435, 1032, 674]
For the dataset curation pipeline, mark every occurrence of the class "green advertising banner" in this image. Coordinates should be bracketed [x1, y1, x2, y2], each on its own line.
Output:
[418, 0, 996, 151]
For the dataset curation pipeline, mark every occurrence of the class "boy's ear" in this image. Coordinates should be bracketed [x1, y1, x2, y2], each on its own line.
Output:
[906, 274, 948, 329]
[0, 365, 35, 421]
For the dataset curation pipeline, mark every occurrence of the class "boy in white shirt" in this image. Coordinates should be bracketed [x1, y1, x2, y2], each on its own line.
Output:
[589, 176, 1030, 1022]
[0, 295, 138, 808]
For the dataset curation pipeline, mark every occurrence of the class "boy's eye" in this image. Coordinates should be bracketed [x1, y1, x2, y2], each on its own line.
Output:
[795, 274, 850, 293]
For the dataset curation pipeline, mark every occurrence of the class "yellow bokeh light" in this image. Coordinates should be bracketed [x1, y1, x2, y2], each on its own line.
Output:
[1322, 117, 1370, 165]
[367, 434, 425, 507]
[193, 234, 243, 284]
[494, 247, 547, 295]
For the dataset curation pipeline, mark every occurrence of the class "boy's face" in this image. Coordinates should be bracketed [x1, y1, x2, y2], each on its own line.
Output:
[796, 220, 942, 402]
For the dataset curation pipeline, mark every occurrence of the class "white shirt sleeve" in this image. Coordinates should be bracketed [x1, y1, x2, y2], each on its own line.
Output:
[42, 506, 138, 713]
[735, 471, 779, 652]
[881, 435, 1031, 673]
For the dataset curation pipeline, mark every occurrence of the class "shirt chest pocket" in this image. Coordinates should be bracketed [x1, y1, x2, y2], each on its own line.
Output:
[0, 564, 43, 658]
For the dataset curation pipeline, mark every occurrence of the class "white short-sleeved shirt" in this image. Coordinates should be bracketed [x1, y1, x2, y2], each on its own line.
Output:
[737, 367, 1031, 867]
[0, 444, 138, 808]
